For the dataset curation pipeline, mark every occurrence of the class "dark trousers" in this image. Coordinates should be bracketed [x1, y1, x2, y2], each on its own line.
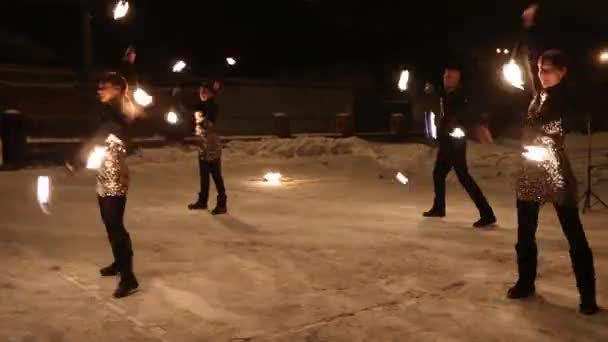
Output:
[432, 138, 494, 217]
[516, 200, 596, 301]
[198, 159, 226, 204]
[97, 196, 134, 275]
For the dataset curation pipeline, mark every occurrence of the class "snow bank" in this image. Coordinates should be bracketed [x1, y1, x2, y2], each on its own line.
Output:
[127, 133, 608, 185]
[224, 136, 382, 159]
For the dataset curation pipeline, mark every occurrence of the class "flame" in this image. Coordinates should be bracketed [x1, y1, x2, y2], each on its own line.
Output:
[449, 127, 466, 139]
[113, 0, 129, 20]
[133, 87, 153, 107]
[263, 172, 282, 185]
[522, 145, 551, 162]
[37, 176, 51, 214]
[503, 59, 524, 90]
[86, 146, 107, 170]
[226, 57, 237, 66]
[166, 111, 179, 124]
[600, 51, 608, 63]
[398, 70, 409, 91]
[395, 172, 409, 185]
[429, 111, 437, 139]
[172, 60, 187, 72]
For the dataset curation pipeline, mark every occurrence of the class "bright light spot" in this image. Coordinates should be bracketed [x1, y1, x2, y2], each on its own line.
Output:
[263, 172, 282, 185]
[503, 59, 524, 90]
[226, 57, 237, 66]
[166, 111, 179, 125]
[496, 48, 501, 54]
[395, 172, 409, 185]
[113, 0, 129, 20]
[427, 111, 437, 139]
[522, 145, 551, 162]
[398, 69, 409, 91]
[172, 60, 187, 72]
[133, 87, 153, 107]
[600, 50, 608, 63]
[449, 127, 466, 139]
[504, 49, 510, 54]
[86, 146, 107, 170]
[37, 176, 51, 214]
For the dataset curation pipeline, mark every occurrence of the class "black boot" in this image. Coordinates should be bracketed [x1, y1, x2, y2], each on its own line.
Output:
[508, 242, 538, 300]
[100, 263, 119, 277]
[113, 272, 139, 298]
[423, 207, 445, 218]
[188, 192, 208, 210]
[473, 214, 497, 228]
[112, 249, 138, 298]
[507, 282, 536, 299]
[570, 249, 599, 315]
[211, 195, 227, 215]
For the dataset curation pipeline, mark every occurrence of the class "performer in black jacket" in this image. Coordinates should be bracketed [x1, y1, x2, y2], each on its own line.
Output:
[423, 62, 496, 227]
[67, 72, 139, 298]
[507, 50, 598, 315]
[188, 81, 227, 215]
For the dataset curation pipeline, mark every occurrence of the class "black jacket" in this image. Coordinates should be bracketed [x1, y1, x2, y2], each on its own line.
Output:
[438, 88, 476, 138]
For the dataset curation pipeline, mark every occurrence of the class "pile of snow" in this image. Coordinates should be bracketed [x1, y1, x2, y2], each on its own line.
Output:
[125, 133, 608, 186]
[224, 136, 382, 160]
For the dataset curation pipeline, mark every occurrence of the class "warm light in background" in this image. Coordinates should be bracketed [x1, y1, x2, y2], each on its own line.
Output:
[172, 60, 187, 72]
[113, 0, 130, 20]
[599, 50, 608, 64]
[398, 69, 410, 91]
[226, 57, 237, 66]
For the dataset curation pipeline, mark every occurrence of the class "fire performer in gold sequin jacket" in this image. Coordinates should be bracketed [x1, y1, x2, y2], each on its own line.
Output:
[507, 50, 598, 315]
[66, 72, 139, 298]
[187, 81, 227, 215]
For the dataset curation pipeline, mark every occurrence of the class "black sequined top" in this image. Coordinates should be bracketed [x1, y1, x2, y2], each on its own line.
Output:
[516, 85, 577, 205]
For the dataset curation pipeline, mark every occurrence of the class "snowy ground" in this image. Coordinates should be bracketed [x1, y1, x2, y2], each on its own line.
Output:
[2, 136, 608, 341]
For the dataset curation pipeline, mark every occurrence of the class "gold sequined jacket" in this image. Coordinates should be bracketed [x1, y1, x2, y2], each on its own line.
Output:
[96, 134, 129, 197]
[194, 101, 222, 161]
[516, 87, 577, 205]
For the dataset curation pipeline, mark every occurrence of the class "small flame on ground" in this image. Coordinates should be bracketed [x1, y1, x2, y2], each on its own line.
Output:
[113, 0, 129, 20]
[37, 176, 51, 214]
[172, 60, 186, 72]
[396, 172, 409, 185]
[263, 172, 282, 185]
[133, 87, 153, 107]
[522, 145, 551, 162]
[503, 59, 524, 90]
[398, 70, 409, 91]
[86, 146, 107, 170]
[449, 127, 466, 139]
[166, 111, 179, 124]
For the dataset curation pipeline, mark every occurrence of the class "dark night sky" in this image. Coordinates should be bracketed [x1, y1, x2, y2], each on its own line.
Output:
[1, 0, 607, 76]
